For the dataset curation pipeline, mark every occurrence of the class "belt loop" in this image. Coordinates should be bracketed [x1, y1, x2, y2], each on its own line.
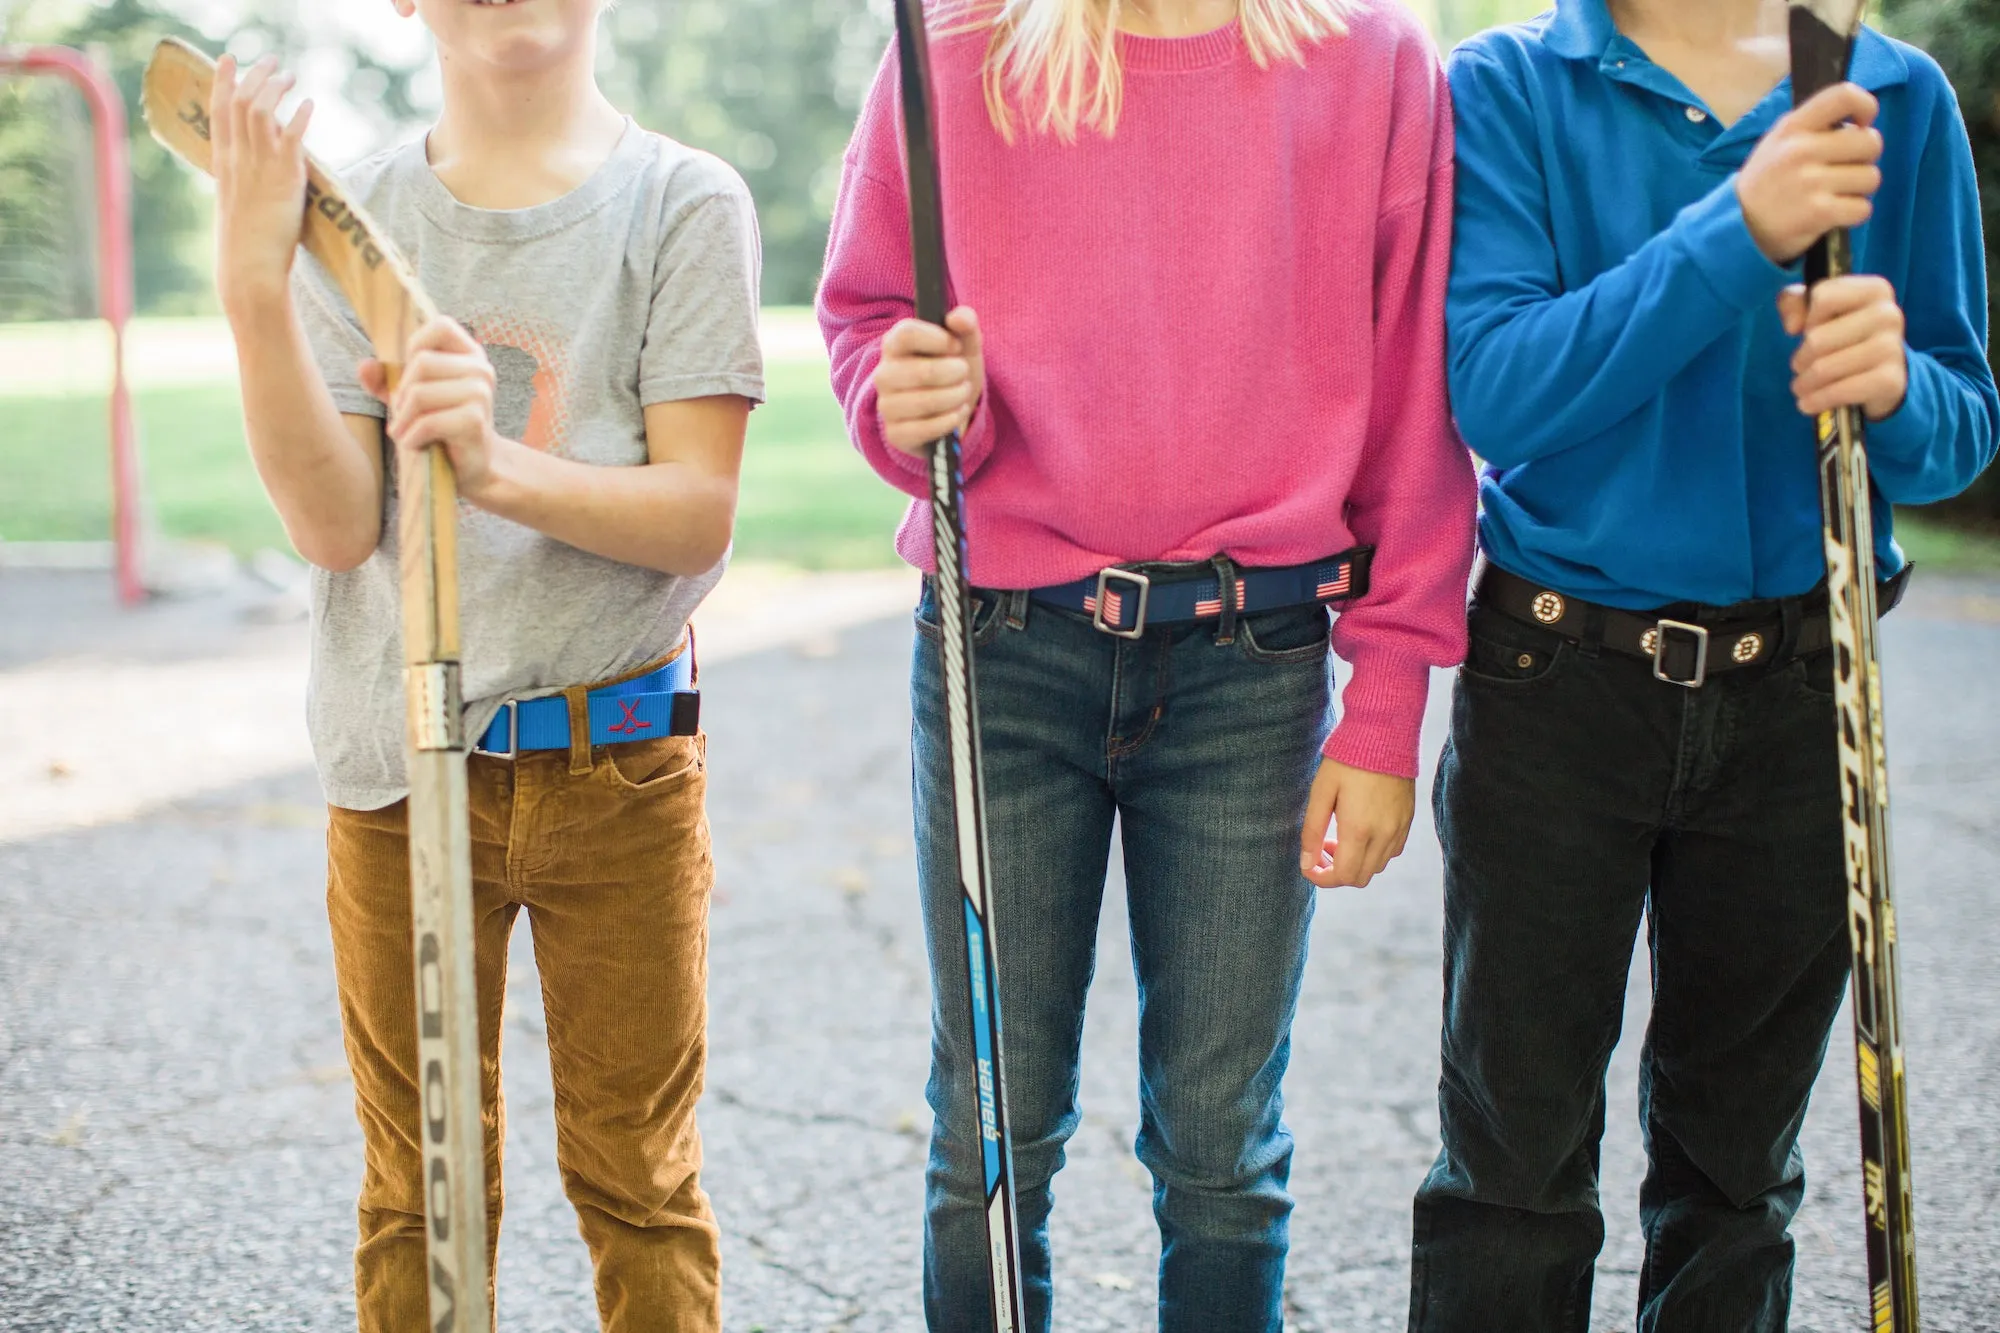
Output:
[565, 685, 593, 775]
[1005, 588, 1030, 632]
[1777, 596, 1804, 660]
[1211, 553, 1240, 646]
[1579, 603, 1606, 659]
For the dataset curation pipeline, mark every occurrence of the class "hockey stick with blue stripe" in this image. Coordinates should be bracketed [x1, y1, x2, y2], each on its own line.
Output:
[891, 3, 1028, 1328]
[1789, 4, 1920, 1328]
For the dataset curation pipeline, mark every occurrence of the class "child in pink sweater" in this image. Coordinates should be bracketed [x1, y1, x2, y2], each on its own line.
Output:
[819, 2, 1475, 1327]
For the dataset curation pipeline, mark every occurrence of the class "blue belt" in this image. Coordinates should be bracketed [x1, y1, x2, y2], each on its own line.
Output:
[473, 655, 698, 758]
[1029, 546, 1374, 639]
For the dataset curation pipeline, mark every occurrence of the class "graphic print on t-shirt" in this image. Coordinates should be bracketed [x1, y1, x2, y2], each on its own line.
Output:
[465, 311, 575, 455]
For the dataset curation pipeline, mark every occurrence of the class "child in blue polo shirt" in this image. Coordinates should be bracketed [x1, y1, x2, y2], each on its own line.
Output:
[1410, 2, 1996, 1330]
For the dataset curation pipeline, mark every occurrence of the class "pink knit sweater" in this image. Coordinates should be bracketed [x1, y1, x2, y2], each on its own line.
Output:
[818, 0, 1476, 779]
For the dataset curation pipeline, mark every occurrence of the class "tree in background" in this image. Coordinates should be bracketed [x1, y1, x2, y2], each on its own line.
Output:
[0, 0, 431, 316]
[596, 0, 888, 307]
[0, 0, 211, 316]
[1436, 0, 1550, 45]
[0, 0, 888, 314]
[1882, 0, 1999, 518]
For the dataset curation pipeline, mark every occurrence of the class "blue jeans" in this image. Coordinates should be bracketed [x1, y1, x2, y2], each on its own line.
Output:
[1410, 602, 1853, 1333]
[911, 575, 1333, 1333]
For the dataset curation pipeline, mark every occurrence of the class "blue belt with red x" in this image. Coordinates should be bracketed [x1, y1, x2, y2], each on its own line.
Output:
[473, 654, 698, 759]
[1031, 546, 1375, 639]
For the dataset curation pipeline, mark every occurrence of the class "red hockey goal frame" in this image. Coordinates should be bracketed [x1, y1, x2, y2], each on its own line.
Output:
[0, 45, 143, 605]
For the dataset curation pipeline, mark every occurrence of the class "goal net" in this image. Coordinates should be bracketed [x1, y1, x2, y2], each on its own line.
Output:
[0, 46, 146, 603]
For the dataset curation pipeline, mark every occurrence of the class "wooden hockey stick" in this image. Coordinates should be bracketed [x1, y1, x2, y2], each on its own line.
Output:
[143, 38, 492, 1333]
[1787, 5, 1921, 1330]
[890, 5, 1027, 1329]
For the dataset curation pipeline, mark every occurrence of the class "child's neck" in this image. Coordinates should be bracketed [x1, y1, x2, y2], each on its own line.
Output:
[1610, 0, 1792, 128]
[426, 53, 627, 211]
[1119, 0, 1239, 38]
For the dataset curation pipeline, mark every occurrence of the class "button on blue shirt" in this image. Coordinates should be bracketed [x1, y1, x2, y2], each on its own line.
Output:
[1447, 0, 1998, 609]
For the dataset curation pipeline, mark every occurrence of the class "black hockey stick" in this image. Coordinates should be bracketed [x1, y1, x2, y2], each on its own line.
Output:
[892, 3, 1027, 1329]
[1789, 4, 1920, 1329]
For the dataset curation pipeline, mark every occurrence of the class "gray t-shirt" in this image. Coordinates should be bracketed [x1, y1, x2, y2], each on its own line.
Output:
[294, 121, 764, 810]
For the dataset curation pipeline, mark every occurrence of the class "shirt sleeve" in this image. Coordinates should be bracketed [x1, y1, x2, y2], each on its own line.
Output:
[816, 47, 1000, 503]
[1444, 48, 1797, 470]
[1326, 45, 1479, 782]
[1862, 72, 1999, 504]
[291, 252, 386, 420]
[639, 175, 768, 408]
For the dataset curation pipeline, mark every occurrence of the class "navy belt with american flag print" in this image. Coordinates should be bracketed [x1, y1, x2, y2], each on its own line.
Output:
[1027, 546, 1374, 640]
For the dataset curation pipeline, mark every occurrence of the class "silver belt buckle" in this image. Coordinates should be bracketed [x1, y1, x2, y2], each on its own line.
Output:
[1093, 568, 1152, 639]
[1652, 619, 1710, 688]
[473, 700, 519, 758]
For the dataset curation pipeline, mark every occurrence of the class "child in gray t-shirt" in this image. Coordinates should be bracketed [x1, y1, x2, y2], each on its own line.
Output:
[293, 121, 764, 809]
[204, 2, 760, 1324]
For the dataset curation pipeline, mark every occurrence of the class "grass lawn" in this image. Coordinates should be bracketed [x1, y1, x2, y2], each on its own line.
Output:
[3, 323, 1995, 577]
[0, 358, 909, 569]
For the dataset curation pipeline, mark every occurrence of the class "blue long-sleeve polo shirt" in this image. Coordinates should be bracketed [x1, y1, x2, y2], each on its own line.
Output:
[1447, 0, 1997, 610]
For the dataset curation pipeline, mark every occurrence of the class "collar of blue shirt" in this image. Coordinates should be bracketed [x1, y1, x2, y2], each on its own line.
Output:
[1543, 0, 1909, 93]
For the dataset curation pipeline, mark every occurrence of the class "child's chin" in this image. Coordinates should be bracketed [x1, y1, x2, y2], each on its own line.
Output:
[446, 0, 589, 64]
[461, 25, 585, 71]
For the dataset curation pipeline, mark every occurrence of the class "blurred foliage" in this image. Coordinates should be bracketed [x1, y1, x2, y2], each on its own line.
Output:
[1881, 0, 2000, 518]
[0, 71, 95, 321]
[0, 0, 887, 315]
[1, 0, 213, 316]
[597, 0, 890, 307]
[1435, 0, 1551, 45]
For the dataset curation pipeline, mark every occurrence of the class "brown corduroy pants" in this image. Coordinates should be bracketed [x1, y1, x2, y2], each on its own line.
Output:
[325, 664, 717, 1333]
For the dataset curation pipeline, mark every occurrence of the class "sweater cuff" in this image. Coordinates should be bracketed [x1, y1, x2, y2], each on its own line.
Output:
[1322, 649, 1434, 781]
[1680, 178, 1796, 313]
[955, 393, 998, 477]
[871, 391, 997, 482]
[1861, 346, 1940, 469]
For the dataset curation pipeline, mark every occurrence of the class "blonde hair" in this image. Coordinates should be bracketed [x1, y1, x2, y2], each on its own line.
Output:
[954, 0, 1358, 141]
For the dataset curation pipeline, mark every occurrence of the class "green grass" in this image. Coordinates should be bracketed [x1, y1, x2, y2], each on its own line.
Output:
[735, 360, 907, 569]
[6, 358, 1994, 578]
[0, 357, 908, 569]
[0, 384, 287, 552]
[1892, 510, 2000, 575]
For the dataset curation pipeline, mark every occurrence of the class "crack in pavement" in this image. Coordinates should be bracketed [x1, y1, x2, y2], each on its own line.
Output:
[729, 1225, 870, 1317]
[706, 1085, 925, 1143]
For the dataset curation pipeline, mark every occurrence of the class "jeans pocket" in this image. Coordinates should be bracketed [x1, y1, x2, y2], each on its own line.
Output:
[913, 578, 1004, 646]
[1236, 605, 1331, 665]
[601, 733, 704, 792]
[1791, 648, 1838, 700]
[1460, 605, 1570, 687]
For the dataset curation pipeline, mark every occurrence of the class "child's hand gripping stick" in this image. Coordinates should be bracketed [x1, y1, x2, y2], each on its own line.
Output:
[143, 37, 491, 1333]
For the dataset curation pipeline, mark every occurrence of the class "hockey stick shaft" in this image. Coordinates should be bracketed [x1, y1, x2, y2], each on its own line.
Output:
[1788, 7, 1920, 1329]
[142, 40, 492, 1332]
[891, 5, 1027, 1329]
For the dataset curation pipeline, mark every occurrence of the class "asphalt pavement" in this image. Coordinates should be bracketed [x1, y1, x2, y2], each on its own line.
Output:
[2, 570, 1997, 1331]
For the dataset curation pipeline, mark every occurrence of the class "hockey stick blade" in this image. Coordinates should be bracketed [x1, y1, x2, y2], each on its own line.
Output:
[142, 39, 439, 381]
[143, 38, 491, 1333]
[891, 4, 1028, 1330]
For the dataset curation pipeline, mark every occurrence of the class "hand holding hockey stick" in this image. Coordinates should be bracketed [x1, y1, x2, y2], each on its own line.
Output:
[144, 39, 492, 1333]
[890, 4, 1028, 1329]
[1787, 5, 1922, 1330]
[1737, 81, 1883, 266]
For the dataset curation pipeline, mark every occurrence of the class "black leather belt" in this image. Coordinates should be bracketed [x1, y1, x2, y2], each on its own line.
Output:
[1476, 562, 1913, 688]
